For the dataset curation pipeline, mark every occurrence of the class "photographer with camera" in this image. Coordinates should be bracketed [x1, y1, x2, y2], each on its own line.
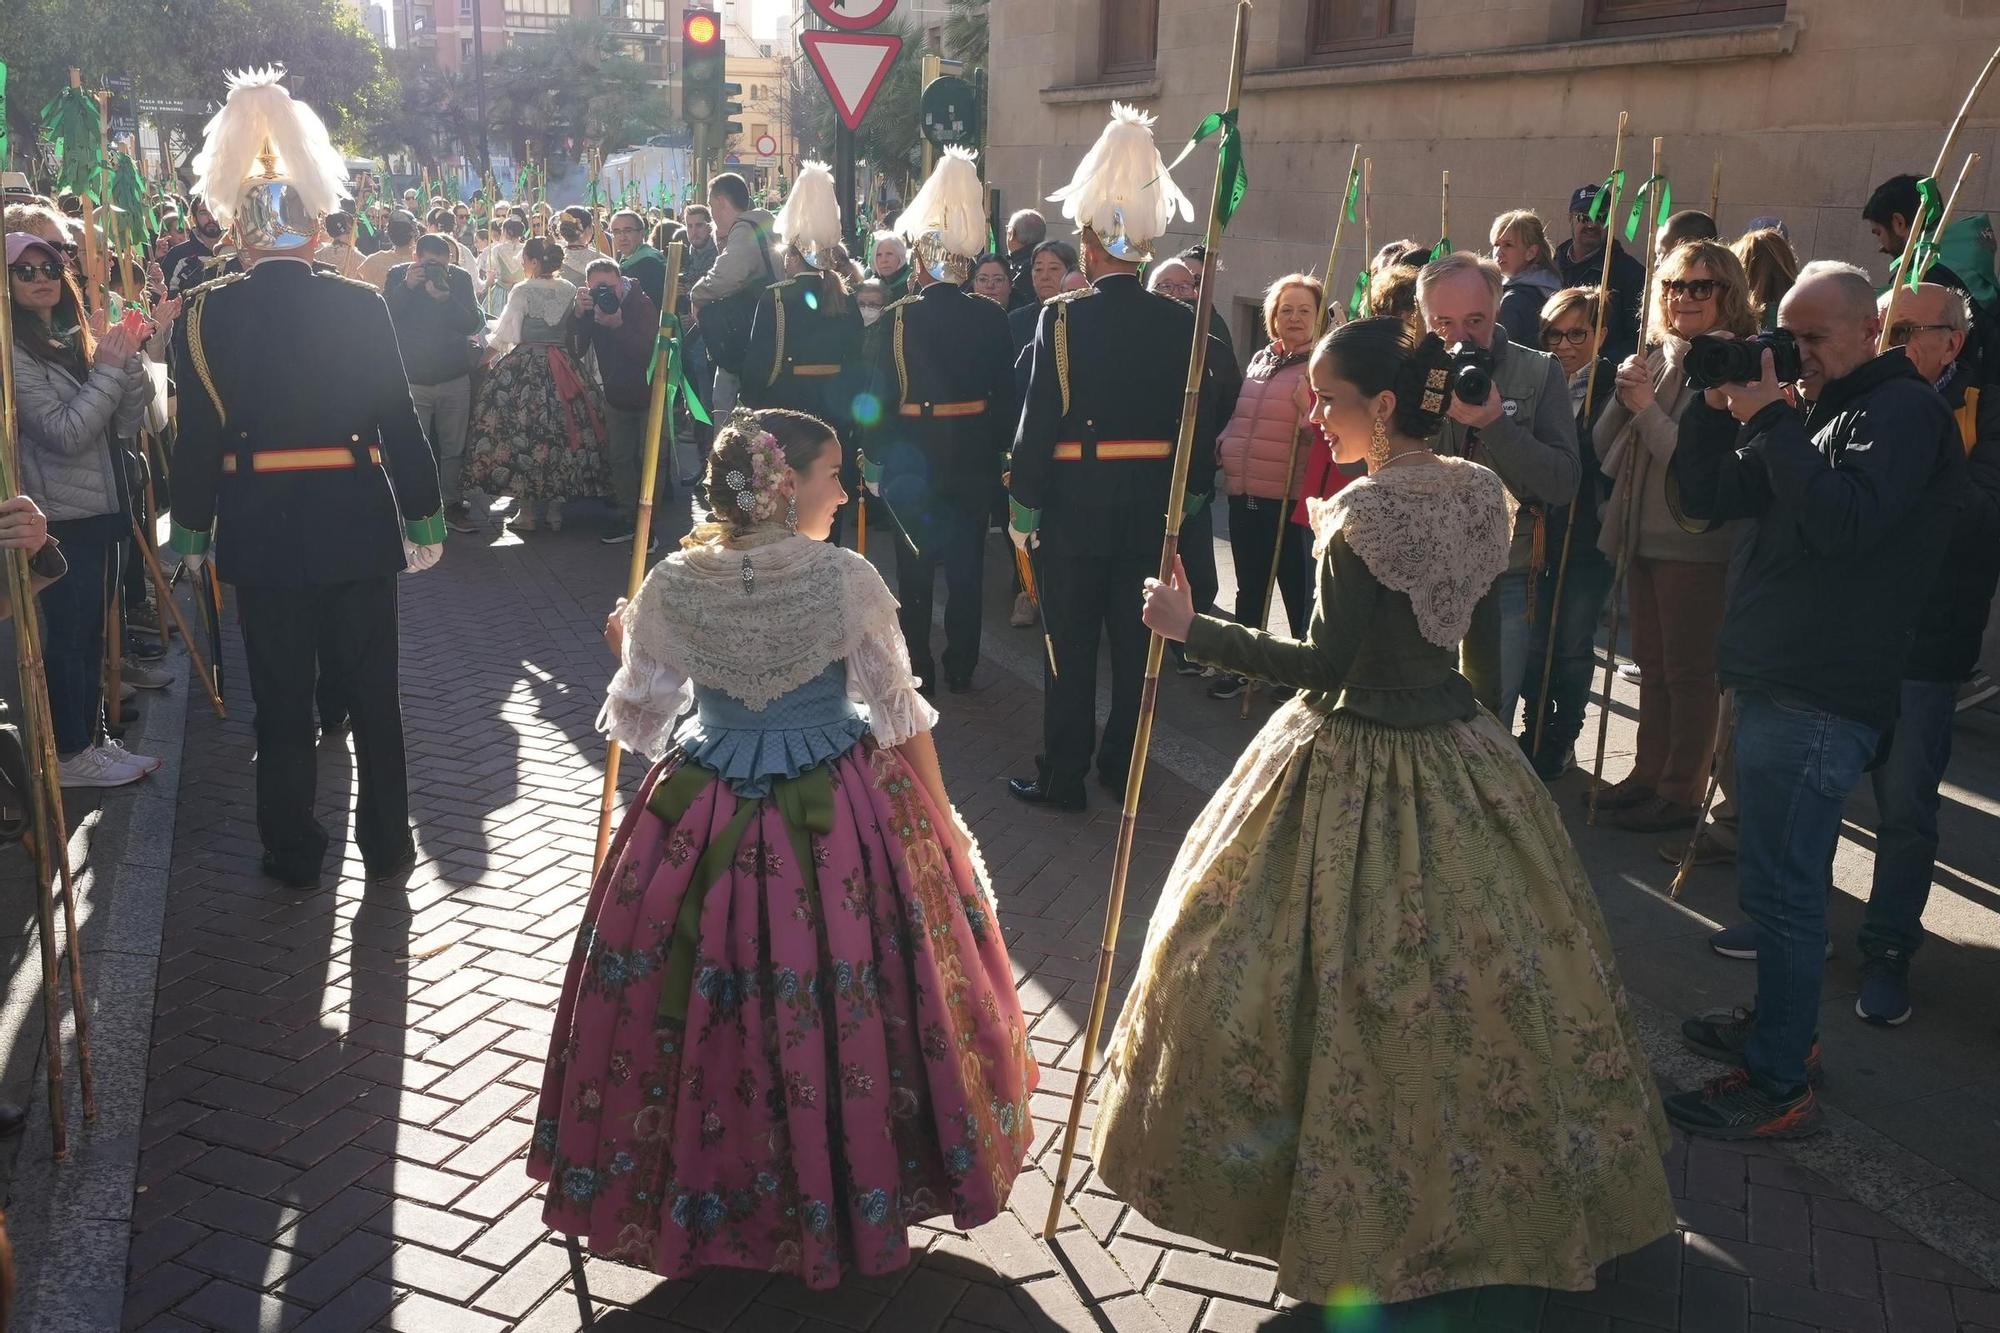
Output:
[574, 257, 662, 547]
[386, 233, 484, 534]
[1417, 252, 1579, 722]
[1665, 262, 1965, 1140]
[1590, 241, 1760, 834]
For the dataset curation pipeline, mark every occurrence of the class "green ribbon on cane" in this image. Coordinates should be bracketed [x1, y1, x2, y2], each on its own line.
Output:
[1588, 169, 1626, 225]
[1427, 235, 1452, 263]
[38, 85, 102, 200]
[1164, 108, 1249, 227]
[648, 314, 712, 427]
[647, 762, 836, 1026]
[1906, 175, 1944, 293]
[1348, 266, 1371, 318]
[1623, 174, 1672, 244]
[1341, 165, 1361, 223]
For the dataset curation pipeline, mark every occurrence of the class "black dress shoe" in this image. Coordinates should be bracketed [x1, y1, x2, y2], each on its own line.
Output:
[1007, 776, 1085, 813]
[367, 842, 419, 883]
[946, 673, 974, 694]
[1097, 770, 1128, 795]
[260, 851, 321, 889]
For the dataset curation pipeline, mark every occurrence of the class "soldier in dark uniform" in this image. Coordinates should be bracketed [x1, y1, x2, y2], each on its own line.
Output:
[742, 161, 866, 534]
[168, 71, 445, 888]
[1008, 105, 1224, 812]
[861, 148, 1017, 694]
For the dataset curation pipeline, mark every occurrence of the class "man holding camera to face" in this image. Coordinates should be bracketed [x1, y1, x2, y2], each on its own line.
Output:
[575, 257, 662, 547]
[386, 233, 484, 534]
[1418, 252, 1581, 723]
[1665, 261, 1966, 1141]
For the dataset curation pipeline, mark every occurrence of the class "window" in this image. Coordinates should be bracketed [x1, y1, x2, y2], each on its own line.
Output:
[1100, 0, 1158, 78]
[1588, 0, 1784, 34]
[502, 0, 566, 29]
[458, 0, 470, 16]
[1309, 0, 1414, 58]
[461, 36, 474, 59]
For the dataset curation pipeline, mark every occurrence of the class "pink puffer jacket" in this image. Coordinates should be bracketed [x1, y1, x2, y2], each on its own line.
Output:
[1218, 344, 1311, 500]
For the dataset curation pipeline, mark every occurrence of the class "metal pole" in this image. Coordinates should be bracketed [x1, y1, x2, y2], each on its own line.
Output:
[593, 243, 688, 875]
[471, 0, 489, 174]
[1042, 0, 1252, 1239]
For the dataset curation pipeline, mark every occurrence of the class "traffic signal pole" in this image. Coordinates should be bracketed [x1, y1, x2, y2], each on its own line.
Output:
[836, 125, 857, 252]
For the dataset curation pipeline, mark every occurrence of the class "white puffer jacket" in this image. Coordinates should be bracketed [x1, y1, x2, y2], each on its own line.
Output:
[11, 342, 149, 522]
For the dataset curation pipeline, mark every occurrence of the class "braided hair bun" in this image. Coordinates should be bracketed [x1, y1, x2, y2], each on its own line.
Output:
[1314, 317, 1457, 442]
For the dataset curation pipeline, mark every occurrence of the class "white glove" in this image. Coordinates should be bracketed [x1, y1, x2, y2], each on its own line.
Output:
[403, 540, 444, 573]
[1008, 526, 1038, 553]
[180, 550, 208, 575]
[865, 477, 881, 498]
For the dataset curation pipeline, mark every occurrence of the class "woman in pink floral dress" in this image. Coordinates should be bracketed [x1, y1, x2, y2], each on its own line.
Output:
[530, 407, 1036, 1289]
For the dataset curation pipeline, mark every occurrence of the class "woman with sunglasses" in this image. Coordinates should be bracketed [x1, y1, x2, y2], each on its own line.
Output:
[1518, 286, 1617, 779]
[7, 232, 171, 788]
[1589, 240, 1760, 832]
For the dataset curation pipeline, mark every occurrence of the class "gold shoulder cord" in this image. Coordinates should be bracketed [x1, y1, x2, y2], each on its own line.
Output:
[892, 305, 909, 403]
[1055, 301, 1072, 418]
[187, 293, 227, 428]
[769, 288, 787, 389]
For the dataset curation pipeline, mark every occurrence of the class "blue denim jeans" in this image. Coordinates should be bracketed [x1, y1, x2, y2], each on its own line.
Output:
[1860, 679, 1958, 960]
[1733, 691, 1879, 1090]
[1494, 569, 1533, 728]
[1520, 548, 1616, 755]
[38, 535, 113, 757]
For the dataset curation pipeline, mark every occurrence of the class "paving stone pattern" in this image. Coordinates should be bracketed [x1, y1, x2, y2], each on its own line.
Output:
[122, 520, 1999, 1332]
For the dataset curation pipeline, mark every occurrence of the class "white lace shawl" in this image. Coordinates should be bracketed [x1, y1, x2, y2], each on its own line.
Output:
[1305, 456, 1511, 650]
[491, 276, 577, 352]
[598, 533, 939, 759]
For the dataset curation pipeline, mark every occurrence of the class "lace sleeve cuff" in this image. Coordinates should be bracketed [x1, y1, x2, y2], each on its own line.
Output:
[597, 652, 692, 759]
[845, 623, 938, 747]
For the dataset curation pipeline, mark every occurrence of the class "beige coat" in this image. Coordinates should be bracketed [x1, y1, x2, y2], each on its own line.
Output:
[1594, 339, 1738, 564]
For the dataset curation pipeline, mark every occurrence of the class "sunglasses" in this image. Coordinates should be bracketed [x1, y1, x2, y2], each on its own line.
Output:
[1542, 325, 1594, 347]
[1887, 322, 1956, 347]
[8, 261, 64, 282]
[1662, 278, 1721, 301]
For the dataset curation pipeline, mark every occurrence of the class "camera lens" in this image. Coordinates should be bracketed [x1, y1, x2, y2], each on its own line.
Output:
[1454, 364, 1493, 407]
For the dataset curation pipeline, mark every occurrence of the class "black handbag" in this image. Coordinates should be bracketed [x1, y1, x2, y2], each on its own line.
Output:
[701, 222, 777, 376]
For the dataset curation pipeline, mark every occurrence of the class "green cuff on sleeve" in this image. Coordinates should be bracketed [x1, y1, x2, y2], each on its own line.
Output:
[1009, 498, 1041, 534]
[405, 512, 447, 546]
[1182, 491, 1210, 519]
[168, 522, 212, 557]
[860, 453, 882, 486]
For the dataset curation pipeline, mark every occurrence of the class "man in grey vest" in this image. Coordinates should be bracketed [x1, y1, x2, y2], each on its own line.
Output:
[1419, 252, 1580, 725]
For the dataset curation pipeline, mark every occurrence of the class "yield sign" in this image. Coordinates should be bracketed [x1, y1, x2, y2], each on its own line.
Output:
[801, 30, 903, 131]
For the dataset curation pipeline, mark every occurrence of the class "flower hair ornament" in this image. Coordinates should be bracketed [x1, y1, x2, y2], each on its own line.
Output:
[720, 418, 798, 591]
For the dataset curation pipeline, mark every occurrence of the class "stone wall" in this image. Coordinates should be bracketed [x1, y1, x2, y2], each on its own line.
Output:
[986, 0, 2000, 346]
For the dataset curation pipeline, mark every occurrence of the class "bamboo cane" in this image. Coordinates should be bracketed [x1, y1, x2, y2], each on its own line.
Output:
[1439, 169, 1451, 252]
[1588, 134, 1664, 827]
[1671, 694, 1733, 899]
[592, 243, 687, 875]
[1362, 158, 1373, 263]
[1042, 0, 1251, 1239]
[0, 217, 93, 1153]
[1881, 151, 1982, 353]
[1708, 154, 1722, 223]
[128, 516, 222, 719]
[1240, 145, 1360, 719]
[1528, 112, 1628, 762]
[1881, 44, 2000, 353]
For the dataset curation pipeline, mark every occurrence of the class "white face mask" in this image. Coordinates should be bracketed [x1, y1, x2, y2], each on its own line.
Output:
[860, 306, 883, 327]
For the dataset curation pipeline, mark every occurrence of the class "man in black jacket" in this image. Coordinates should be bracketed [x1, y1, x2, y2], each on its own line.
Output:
[386, 233, 483, 533]
[1666, 261, 1964, 1139]
[1555, 183, 1646, 363]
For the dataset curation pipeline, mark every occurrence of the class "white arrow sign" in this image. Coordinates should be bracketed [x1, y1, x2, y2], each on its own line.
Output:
[801, 30, 903, 132]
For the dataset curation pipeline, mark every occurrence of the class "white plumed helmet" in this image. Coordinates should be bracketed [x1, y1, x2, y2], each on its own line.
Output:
[1047, 102, 1192, 263]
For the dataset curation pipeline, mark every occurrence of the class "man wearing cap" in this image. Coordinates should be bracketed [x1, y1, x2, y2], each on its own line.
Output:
[1556, 182, 1646, 363]
[1007, 104, 1226, 812]
[168, 68, 445, 890]
[863, 148, 1016, 695]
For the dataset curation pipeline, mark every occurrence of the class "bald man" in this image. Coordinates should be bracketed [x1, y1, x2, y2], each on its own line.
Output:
[1664, 261, 1966, 1139]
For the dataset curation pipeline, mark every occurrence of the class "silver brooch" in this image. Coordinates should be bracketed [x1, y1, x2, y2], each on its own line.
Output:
[740, 551, 754, 593]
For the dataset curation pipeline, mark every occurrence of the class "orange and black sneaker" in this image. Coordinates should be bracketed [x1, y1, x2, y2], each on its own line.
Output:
[1680, 1006, 1824, 1087]
[1663, 1069, 1823, 1141]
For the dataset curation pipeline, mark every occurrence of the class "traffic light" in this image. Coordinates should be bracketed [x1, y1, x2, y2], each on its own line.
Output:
[722, 81, 744, 140]
[683, 6, 723, 139]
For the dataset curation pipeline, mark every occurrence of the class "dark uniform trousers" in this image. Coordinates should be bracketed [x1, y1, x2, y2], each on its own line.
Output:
[1037, 514, 1155, 790]
[892, 500, 986, 686]
[238, 578, 408, 876]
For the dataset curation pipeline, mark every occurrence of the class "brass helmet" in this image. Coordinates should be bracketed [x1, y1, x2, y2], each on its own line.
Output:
[191, 68, 350, 253]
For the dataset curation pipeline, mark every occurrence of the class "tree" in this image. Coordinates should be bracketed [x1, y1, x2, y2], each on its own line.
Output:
[943, 0, 988, 69]
[809, 21, 923, 181]
[482, 19, 668, 171]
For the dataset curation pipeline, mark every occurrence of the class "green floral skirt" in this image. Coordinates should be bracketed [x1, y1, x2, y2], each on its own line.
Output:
[1092, 701, 1673, 1305]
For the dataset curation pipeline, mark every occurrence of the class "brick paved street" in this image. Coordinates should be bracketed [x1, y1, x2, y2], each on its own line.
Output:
[3, 498, 1993, 1331]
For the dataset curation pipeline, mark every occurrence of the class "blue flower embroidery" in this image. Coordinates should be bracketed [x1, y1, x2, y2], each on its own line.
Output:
[777, 967, 800, 1001]
[833, 958, 855, 994]
[696, 1192, 727, 1230]
[755, 1171, 779, 1194]
[532, 1118, 559, 1153]
[803, 1199, 831, 1236]
[608, 1152, 636, 1177]
[945, 1144, 974, 1175]
[994, 1100, 1018, 1136]
[857, 1188, 890, 1224]
[562, 1167, 600, 1204]
[596, 949, 629, 988]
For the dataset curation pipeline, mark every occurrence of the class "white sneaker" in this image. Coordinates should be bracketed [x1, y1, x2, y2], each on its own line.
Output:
[1617, 662, 1643, 684]
[124, 662, 173, 690]
[58, 746, 150, 789]
[101, 739, 163, 774]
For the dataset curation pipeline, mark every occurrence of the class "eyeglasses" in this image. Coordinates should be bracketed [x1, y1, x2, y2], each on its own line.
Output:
[1887, 322, 1956, 347]
[8, 261, 63, 282]
[1541, 325, 1594, 347]
[1661, 278, 1720, 301]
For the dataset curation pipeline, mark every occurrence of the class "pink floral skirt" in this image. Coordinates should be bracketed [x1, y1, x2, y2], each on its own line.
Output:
[528, 742, 1037, 1289]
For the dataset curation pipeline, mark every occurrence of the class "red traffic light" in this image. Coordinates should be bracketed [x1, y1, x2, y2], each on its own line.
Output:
[685, 10, 718, 45]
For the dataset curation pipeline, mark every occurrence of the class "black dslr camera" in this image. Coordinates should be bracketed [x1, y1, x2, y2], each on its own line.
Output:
[1447, 342, 1495, 407]
[590, 283, 622, 314]
[421, 260, 448, 286]
[1684, 328, 1801, 389]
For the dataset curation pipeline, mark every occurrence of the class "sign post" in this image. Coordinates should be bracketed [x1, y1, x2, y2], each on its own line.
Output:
[802, 0, 902, 256]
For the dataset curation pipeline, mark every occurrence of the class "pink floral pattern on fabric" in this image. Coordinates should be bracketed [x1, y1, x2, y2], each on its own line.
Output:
[529, 744, 1036, 1289]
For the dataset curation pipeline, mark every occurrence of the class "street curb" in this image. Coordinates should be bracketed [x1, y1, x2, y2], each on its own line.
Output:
[10, 650, 190, 1333]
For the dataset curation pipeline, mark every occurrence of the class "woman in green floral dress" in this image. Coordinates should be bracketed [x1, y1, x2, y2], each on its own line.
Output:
[1092, 319, 1671, 1306]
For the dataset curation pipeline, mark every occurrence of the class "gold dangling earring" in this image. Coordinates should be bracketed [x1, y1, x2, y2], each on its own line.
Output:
[1368, 414, 1391, 470]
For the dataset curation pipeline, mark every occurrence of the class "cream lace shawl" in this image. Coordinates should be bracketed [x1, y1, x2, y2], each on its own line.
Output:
[1305, 456, 1511, 650]
[599, 532, 938, 759]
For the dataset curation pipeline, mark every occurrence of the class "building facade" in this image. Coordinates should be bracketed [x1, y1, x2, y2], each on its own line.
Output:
[723, 10, 798, 195]
[986, 0, 2000, 345]
[393, 0, 679, 83]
